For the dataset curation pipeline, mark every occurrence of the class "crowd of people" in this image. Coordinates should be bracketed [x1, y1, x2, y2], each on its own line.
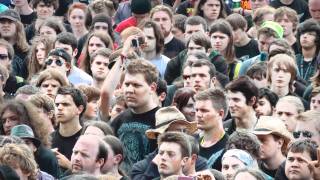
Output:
[0, 0, 320, 179]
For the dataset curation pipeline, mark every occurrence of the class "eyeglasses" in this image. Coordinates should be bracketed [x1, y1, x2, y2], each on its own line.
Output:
[293, 130, 314, 139]
[45, 59, 64, 66]
[0, 54, 8, 60]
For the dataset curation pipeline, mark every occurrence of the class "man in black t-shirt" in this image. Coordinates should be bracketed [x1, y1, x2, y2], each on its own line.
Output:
[226, 13, 260, 61]
[111, 59, 160, 173]
[12, 0, 36, 26]
[51, 87, 87, 172]
[150, 5, 186, 59]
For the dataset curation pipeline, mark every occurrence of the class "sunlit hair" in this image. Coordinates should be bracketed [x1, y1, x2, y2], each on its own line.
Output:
[150, 5, 173, 21]
[267, 54, 297, 92]
[253, 6, 275, 27]
[76, 84, 100, 102]
[29, 94, 56, 127]
[274, 7, 298, 32]
[126, 59, 159, 85]
[35, 68, 69, 88]
[277, 96, 305, 114]
[0, 143, 38, 180]
[27, 36, 54, 80]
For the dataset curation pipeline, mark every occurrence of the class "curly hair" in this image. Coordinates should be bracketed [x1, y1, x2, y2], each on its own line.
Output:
[0, 100, 52, 147]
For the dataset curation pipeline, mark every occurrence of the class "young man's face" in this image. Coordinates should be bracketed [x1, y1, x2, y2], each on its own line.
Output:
[39, 25, 57, 41]
[55, 94, 82, 123]
[257, 134, 282, 161]
[295, 121, 320, 146]
[285, 150, 313, 180]
[0, 45, 11, 70]
[270, 64, 291, 89]
[227, 91, 252, 119]
[309, 0, 320, 23]
[195, 99, 223, 131]
[191, 65, 212, 92]
[39, 79, 61, 100]
[93, 22, 109, 36]
[274, 100, 299, 132]
[187, 40, 206, 55]
[232, 28, 246, 46]
[211, 31, 229, 53]
[45, 55, 70, 75]
[184, 24, 206, 40]
[0, 19, 17, 39]
[258, 34, 276, 53]
[172, 26, 184, 42]
[275, 15, 294, 37]
[151, 11, 172, 37]
[55, 41, 75, 58]
[310, 93, 320, 112]
[157, 142, 186, 178]
[255, 97, 273, 118]
[90, 55, 110, 81]
[88, 36, 106, 54]
[300, 32, 317, 50]
[201, 0, 220, 21]
[250, 0, 269, 10]
[123, 73, 155, 111]
[182, 66, 192, 88]
[1, 109, 21, 135]
[143, 27, 156, 53]
[35, 2, 55, 19]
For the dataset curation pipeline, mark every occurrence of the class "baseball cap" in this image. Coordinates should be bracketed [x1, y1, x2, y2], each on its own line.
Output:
[48, 48, 72, 63]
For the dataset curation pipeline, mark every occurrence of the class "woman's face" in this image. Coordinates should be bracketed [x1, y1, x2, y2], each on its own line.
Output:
[84, 100, 98, 120]
[39, 79, 61, 99]
[201, 0, 221, 21]
[39, 25, 57, 41]
[270, 63, 291, 89]
[255, 97, 273, 118]
[69, 8, 86, 30]
[88, 36, 106, 54]
[222, 156, 246, 180]
[181, 98, 196, 122]
[1, 109, 21, 135]
[35, 42, 46, 65]
[211, 31, 229, 53]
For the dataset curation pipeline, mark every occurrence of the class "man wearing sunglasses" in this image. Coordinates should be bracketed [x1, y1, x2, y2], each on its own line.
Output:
[44, 48, 72, 78]
[294, 110, 320, 146]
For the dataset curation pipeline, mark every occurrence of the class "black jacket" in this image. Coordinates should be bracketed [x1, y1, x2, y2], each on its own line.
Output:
[131, 150, 208, 180]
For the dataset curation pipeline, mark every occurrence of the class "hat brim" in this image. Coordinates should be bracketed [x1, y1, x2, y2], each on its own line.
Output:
[21, 137, 41, 148]
[0, 16, 17, 22]
[254, 129, 292, 150]
[146, 120, 198, 139]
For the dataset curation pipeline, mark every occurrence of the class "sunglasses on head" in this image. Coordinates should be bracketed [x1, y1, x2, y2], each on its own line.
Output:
[0, 54, 8, 60]
[293, 130, 313, 139]
[45, 59, 64, 66]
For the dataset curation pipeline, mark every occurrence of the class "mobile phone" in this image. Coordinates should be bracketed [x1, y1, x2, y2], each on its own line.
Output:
[132, 39, 139, 48]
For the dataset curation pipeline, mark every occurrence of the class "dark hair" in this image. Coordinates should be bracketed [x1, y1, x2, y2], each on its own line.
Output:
[156, 79, 167, 96]
[172, 88, 196, 112]
[246, 62, 267, 81]
[258, 88, 279, 107]
[143, 20, 165, 54]
[157, 132, 191, 158]
[186, 134, 199, 155]
[209, 19, 236, 63]
[90, 48, 112, 64]
[268, 39, 295, 58]
[55, 32, 78, 51]
[288, 139, 318, 161]
[226, 130, 261, 159]
[96, 137, 108, 164]
[103, 135, 126, 176]
[297, 18, 320, 54]
[173, 14, 187, 33]
[194, 0, 227, 20]
[31, 0, 59, 9]
[82, 121, 114, 135]
[191, 59, 216, 79]
[226, 76, 259, 105]
[88, 13, 114, 41]
[195, 88, 228, 119]
[185, 16, 208, 32]
[187, 31, 211, 52]
[39, 17, 66, 35]
[56, 87, 87, 118]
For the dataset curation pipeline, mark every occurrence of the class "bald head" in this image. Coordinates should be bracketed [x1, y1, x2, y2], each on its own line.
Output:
[309, 0, 320, 23]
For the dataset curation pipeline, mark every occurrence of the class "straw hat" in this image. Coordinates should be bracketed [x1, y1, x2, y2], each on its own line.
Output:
[253, 116, 293, 150]
[146, 106, 197, 139]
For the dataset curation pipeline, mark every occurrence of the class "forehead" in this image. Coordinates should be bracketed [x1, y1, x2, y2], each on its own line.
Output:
[92, 55, 109, 62]
[124, 73, 148, 84]
[188, 40, 203, 47]
[70, 8, 85, 15]
[159, 142, 182, 153]
[211, 31, 229, 37]
[258, 34, 275, 42]
[191, 65, 210, 73]
[152, 11, 171, 19]
[296, 121, 317, 132]
[222, 156, 245, 165]
[143, 27, 155, 37]
[185, 24, 205, 32]
[0, 46, 8, 54]
[227, 90, 246, 100]
[55, 42, 72, 49]
[276, 101, 298, 113]
[41, 78, 61, 85]
[287, 151, 312, 160]
[74, 137, 99, 151]
[94, 22, 108, 27]
[205, 0, 220, 4]
[89, 36, 103, 43]
[55, 94, 75, 104]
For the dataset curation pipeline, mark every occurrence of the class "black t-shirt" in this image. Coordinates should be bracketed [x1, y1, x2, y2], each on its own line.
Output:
[199, 133, 229, 170]
[258, 160, 284, 178]
[270, 0, 311, 22]
[235, 39, 260, 61]
[20, 12, 37, 27]
[291, 41, 301, 55]
[164, 37, 186, 59]
[176, 1, 193, 16]
[111, 107, 160, 173]
[35, 145, 60, 178]
[51, 128, 82, 160]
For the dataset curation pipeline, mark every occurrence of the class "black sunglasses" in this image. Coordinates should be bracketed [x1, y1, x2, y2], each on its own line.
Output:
[293, 130, 313, 139]
[0, 54, 8, 60]
[45, 59, 64, 66]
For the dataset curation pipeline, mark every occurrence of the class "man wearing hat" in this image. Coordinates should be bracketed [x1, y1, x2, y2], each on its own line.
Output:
[10, 124, 59, 178]
[253, 116, 293, 178]
[239, 21, 284, 76]
[115, 0, 151, 34]
[131, 106, 208, 180]
[0, 9, 29, 79]
[44, 48, 73, 79]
